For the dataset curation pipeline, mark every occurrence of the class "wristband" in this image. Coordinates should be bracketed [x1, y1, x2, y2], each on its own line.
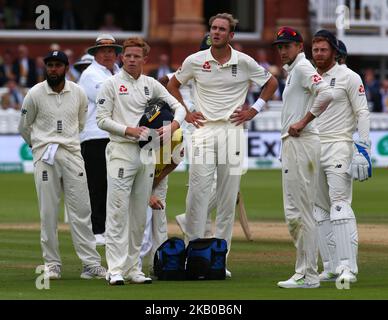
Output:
[252, 98, 266, 113]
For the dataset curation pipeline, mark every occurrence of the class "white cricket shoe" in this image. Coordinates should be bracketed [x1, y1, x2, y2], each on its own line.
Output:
[128, 272, 152, 284]
[95, 234, 106, 246]
[80, 265, 107, 279]
[337, 267, 357, 283]
[319, 271, 338, 282]
[277, 276, 320, 289]
[175, 214, 187, 235]
[44, 264, 61, 280]
[225, 269, 232, 278]
[108, 274, 125, 286]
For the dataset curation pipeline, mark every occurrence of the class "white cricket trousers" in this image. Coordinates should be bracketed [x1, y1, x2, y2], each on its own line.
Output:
[34, 147, 101, 267]
[314, 141, 358, 275]
[185, 121, 245, 253]
[105, 141, 154, 278]
[281, 134, 320, 284]
[140, 176, 169, 270]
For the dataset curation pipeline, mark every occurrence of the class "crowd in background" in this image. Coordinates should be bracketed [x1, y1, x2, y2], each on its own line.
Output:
[1, 42, 388, 113]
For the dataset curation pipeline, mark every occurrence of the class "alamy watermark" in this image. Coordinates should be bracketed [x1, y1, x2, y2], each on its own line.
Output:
[35, 5, 50, 30]
[35, 265, 50, 290]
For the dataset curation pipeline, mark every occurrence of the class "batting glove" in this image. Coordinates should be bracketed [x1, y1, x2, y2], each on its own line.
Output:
[348, 140, 372, 182]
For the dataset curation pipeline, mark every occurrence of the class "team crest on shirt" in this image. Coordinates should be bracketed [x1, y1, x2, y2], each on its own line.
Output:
[312, 74, 323, 84]
[119, 85, 129, 95]
[358, 84, 365, 95]
[231, 65, 237, 77]
[202, 61, 211, 72]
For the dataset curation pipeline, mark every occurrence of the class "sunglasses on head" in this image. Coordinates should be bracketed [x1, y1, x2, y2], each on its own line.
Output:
[277, 27, 297, 37]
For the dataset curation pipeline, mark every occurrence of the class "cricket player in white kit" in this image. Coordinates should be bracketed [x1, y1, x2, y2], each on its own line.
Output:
[96, 38, 186, 285]
[273, 27, 333, 289]
[168, 13, 278, 267]
[311, 31, 371, 284]
[18, 51, 106, 280]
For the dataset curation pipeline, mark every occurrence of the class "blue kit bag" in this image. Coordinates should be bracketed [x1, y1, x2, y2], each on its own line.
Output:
[153, 237, 186, 280]
[185, 238, 228, 280]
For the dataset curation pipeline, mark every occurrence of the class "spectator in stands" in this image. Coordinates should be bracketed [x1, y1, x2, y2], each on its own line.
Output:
[268, 65, 284, 101]
[0, 0, 13, 29]
[64, 48, 80, 82]
[148, 54, 174, 80]
[380, 78, 388, 113]
[5, 79, 24, 110]
[0, 50, 15, 86]
[99, 12, 122, 32]
[73, 54, 94, 75]
[364, 68, 382, 112]
[35, 56, 45, 83]
[50, 43, 61, 51]
[58, 0, 81, 30]
[12, 45, 37, 87]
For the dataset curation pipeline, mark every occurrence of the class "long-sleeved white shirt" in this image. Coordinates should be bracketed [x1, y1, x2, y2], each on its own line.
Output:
[18, 80, 88, 162]
[316, 63, 370, 143]
[96, 69, 186, 143]
[78, 60, 120, 142]
[281, 52, 333, 139]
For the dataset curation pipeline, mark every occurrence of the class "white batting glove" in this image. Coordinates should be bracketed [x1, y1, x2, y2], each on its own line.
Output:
[348, 140, 372, 182]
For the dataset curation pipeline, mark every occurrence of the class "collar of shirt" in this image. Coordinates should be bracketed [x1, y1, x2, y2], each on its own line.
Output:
[320, 62, 339, 77]
[119, 68, 144, 83]
[205, 45, 238, 67]
[283, 52, 305, 73]
[92, 60, 120, 75]
[44, 79, 71, 95]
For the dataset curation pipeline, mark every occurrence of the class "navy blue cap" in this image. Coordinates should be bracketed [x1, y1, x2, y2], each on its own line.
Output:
[313, 29, 339, 51]
[199, 34, 212, 51]
[273, 27, 303, 45]
[138, 99, 174, 148]
[337, 40, 347, 57]
[43, 50, 69, 65]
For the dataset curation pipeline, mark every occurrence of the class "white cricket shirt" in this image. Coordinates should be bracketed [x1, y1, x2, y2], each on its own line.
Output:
[96, 69, 186, 143]
[175, 46, 271, 121]
[316, 63, 370, 143]
[281, 52, 332, 139]
[19, 80, 88, 162]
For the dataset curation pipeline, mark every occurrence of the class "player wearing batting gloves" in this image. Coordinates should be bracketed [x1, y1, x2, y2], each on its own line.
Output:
[311, 31, 371, 284]
[167, 13, 278, 270]
[96, 38, 186, 285]
[274, 27, 333, 289]
[18, 51, 106, 280]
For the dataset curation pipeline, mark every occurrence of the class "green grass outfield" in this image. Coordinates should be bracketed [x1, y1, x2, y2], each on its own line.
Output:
[0, 169, 387, 299]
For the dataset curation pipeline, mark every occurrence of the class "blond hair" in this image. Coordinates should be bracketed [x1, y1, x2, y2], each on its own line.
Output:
[209, 13, 239, 32]
[122, 37, 150, 56]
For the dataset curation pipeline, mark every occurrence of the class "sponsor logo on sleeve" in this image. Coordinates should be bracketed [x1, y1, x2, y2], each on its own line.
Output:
[358, 84, 365, 95]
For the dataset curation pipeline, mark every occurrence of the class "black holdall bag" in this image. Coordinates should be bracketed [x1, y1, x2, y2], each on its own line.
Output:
[185, 238, 228, 280]
[153, 237, 186, 280]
